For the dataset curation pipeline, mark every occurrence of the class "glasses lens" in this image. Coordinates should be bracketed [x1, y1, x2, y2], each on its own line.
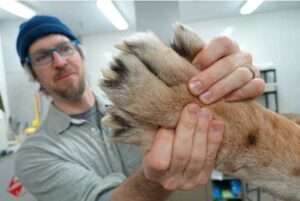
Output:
[57, 42, 77, 57]
[28, 41, 78, 68]
[30, 50, 52, 67]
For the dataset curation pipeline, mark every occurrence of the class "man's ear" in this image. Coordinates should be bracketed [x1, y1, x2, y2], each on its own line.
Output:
[23, 64, 37, 81]
[76, 44, 86, 60]
[22, 65, 49, 95]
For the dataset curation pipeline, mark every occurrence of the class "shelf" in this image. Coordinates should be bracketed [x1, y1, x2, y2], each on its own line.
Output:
[259, 67, 276, 72]
[264, 83, 277, 93]
[211, 171, 240, 181]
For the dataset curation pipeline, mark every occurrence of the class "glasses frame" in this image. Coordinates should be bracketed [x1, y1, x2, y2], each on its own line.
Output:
[25, 40, 80, 68]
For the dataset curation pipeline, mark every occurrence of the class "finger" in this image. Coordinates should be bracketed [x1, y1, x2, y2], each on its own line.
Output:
[162, 103, 200, 190]
[189, 51, 252, 96]
[199, 66, 254, 104]
[206, 120, 224, 164]
[192, 36, 240, 70]
[143, 128, 174, 181]
[225, 78, 266, 102]
[181, 108, 212, 189]
[245, 64, 260, 79]
[194, 120, 224, 186]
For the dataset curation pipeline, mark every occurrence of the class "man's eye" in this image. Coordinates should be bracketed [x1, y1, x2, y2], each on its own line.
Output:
[33, 53, 49, 63]
[59, 45, 73, 53]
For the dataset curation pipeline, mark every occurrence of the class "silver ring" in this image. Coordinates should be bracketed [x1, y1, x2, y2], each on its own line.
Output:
[245, 64, 259, 79]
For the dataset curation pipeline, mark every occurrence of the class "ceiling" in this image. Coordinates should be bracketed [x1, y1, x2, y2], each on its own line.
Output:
[0, 1, 300, 36]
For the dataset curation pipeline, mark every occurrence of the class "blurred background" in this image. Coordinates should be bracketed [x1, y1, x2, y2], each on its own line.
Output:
[0, 1, 299, 201]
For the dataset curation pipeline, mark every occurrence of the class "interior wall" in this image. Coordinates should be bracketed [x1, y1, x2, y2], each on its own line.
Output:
[82, 30, 134, 104]
[0, 35, 8, 149]
[0, 35, 9, 114]
[0, 20, 38, 125]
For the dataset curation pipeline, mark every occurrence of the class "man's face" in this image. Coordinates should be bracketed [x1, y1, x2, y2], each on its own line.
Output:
[29, 34, 85, 101]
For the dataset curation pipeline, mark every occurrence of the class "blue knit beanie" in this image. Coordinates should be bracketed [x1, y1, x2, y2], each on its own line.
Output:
[16, 15, 80, 65]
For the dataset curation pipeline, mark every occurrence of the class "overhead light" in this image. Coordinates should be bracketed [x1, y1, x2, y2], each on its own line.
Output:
[240, 0, 264, 15]
[220, 26, 235, 37]
[96, 0, 128, 31]
[0, 0, 36, 19]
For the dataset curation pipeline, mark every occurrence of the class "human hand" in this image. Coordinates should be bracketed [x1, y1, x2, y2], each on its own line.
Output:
[142, 103, 224, 191]
[189, 36, 265, 104]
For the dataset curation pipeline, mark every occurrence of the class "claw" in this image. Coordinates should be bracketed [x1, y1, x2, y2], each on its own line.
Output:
[115, 43, 131, 53]
[172, 23, 204, 60]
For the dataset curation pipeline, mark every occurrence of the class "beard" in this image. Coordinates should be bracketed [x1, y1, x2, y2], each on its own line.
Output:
[40, 66, 86, 101]
[55, 76, 86, 101]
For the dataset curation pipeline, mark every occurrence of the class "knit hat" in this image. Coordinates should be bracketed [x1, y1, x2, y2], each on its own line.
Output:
[16, 15, 80, 65]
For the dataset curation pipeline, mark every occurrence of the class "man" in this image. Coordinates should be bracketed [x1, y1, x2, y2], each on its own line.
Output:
[15, 15, 265, 201]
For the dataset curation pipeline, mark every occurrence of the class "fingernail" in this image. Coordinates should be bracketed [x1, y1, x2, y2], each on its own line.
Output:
[165, 178, 177, 190]
[200, 91, 213, 104]
[188, 103, 200, 114]
[189, 80, 203, 95]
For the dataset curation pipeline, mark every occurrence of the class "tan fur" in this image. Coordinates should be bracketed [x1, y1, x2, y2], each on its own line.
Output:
[100, 24, 300, 201]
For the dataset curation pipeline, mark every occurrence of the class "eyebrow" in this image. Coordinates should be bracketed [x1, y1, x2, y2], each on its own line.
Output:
[30, 41, 70, 55]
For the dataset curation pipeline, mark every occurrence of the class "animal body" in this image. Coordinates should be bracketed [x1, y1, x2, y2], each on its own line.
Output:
[100, 24, 300, 201]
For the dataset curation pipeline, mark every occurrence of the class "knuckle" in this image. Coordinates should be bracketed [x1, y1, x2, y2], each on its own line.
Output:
[186, 159, 206, 175]
[235, 89, 246, 99]
[239, 67, 253, 81]
[182, 182, 197, 190]
[241, 51, 253, 63]
[206, 152, 217, 163]
[162, 181, 173, 191]
[252, 78, 266, 95]
[210, 84, 229, 97]
[214, 36, 239, 54]
[186, 165, 201, 177]
[197, 175, 210, 185]
[174, 153, 187, 164]
[215, 36, 234, 49]
[225, 56, 237, 70]
[181, 113, 198, 130]
[201, 73, 215, 87]
[163, 177, 182, 191]
[183, 120, 197, 130]
[146, 156, 169, 172]
[256, 78, 266, 92]
[191, 155, 206, 166]
[209, 130, 223, 144]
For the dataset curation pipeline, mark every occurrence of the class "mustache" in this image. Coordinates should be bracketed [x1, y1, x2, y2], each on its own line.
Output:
[54, 66, 75, 81]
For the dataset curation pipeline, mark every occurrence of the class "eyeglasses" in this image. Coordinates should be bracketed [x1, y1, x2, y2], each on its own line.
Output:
[25, 40, 79, 68]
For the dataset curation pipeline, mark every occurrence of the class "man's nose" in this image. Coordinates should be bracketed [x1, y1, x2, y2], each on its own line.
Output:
[51, 51, 67, 68]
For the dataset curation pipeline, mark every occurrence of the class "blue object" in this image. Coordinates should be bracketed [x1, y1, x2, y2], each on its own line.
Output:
[16, 15, 80, 65]
[212, 184, 222, 199]
[230, 179, 242, 197]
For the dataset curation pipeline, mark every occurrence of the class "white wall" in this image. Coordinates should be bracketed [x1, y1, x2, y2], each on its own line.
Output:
[188, 8, 300, 113]
[0, 20, 38, 125]
[0, 35, 9, 114]
[0, 36, 8, 149]
[82, 30, 134, 104]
